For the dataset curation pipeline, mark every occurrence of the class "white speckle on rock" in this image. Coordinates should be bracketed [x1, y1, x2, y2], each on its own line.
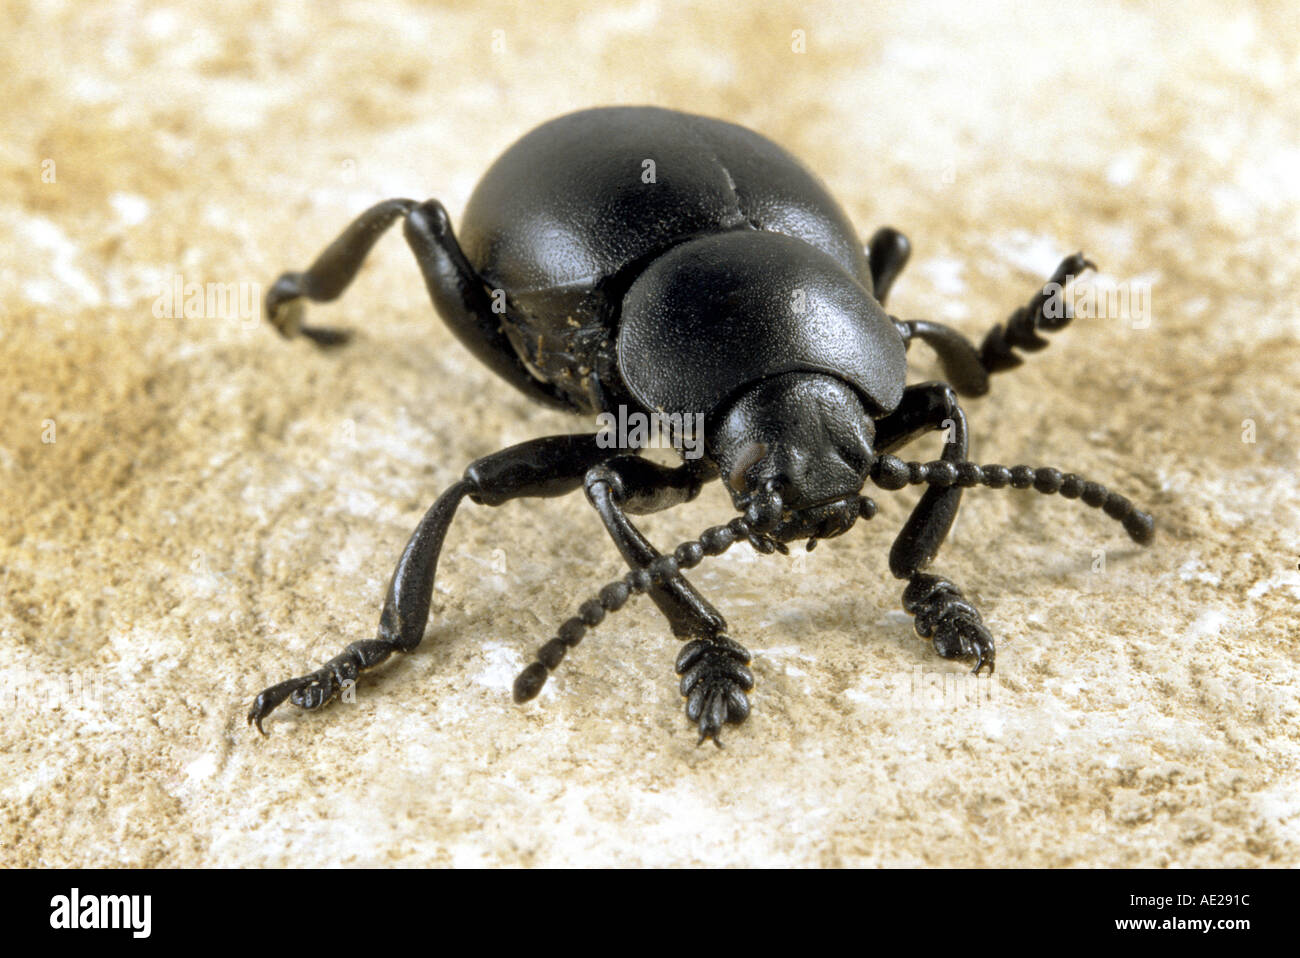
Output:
[1187, 609, 1227, 640]
[1178, 558, 1221, 586]
[142, 7, 181, 39]
[920, 256, 967, 296]
[109, 192, 151, 226]
[762, 645, 818, 661]
[472, 642, 523, 694]
[990, 230, 1068, 277]
[14, 214, 103, 307]
[1106, 150, 1141, 187]
[185, 753, 218, 782]
[1247, 571, 1300, 600]
[979, 711, 1005, 737]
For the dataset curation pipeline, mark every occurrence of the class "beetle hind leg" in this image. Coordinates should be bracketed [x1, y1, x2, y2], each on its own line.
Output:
[265, 196, 570, 408]
[266, 198, 418, 346]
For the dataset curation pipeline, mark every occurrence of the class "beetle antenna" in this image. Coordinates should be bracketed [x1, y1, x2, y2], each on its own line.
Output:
[511, 518, 748, 704]
[512, 517, 756, 704]
[868, 454, 1154, 545]
[511, 508, 808, 705]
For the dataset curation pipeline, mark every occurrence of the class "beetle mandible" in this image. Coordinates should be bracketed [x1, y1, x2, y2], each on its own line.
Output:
[248, 106, 1153, 744]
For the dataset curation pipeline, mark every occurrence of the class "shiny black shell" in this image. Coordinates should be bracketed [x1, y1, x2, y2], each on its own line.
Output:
[457, 106, 905, 417]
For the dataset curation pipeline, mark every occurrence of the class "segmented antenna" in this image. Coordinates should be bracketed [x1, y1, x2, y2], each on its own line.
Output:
[513, 497, 879, 704]
[513, 455, 1151, 703]
[868, 454, 1155, 544]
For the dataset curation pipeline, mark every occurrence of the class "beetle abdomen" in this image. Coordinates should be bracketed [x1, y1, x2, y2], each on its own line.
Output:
[461, 107, 871, 293]
[457, 106, 880, 413]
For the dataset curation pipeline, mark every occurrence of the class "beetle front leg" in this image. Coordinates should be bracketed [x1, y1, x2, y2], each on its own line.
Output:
[873, 383, 995, 673]
[876, 382, 969, 579]
[583, 458, 725, 638]
[247, 433, 615, 733]
[582, 459, 753, 745]
[902, 572, 994, 674]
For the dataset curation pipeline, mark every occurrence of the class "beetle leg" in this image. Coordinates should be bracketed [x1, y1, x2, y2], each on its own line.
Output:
[875, 382, 968, 579]
[894, 319, 991, 397]
[583, 459, 754, 745]
[583, 458, 728, 639]
[978, 252, 1095, 375]
[265, 197, 570, 409]
[676, 636, 754, 747]
[872, 383, 996, 672]
[402, 200, 570, 409]
[903, 572, 994, 675]
[266, 198, 417, 345]
[866, 226, 911, 305]
[893, 253, 1096, 398]
[247, 433, 617, 733]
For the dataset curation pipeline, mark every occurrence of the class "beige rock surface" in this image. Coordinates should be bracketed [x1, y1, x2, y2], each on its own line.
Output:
[1, 0, 1297, 867]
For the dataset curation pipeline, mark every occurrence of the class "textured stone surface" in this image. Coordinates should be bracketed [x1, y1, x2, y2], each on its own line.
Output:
[1, 0, 1297, 867]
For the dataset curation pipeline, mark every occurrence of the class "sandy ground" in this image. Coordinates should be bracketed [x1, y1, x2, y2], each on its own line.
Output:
[1, 0, 1297, 867]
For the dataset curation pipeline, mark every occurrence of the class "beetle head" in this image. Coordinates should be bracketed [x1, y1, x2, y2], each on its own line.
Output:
[707, 372, 876, 543]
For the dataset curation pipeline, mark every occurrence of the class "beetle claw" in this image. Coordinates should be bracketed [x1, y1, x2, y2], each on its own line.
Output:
[247, 669, 339, 734]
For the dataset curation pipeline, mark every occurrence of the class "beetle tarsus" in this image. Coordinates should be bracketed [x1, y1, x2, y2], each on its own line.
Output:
[979, 253, 1096, 373]
[903, 572, 995, 674]
[265, 271, 354, 347]
[677, 636, 754, 745]
[247, 674, 331, 734]
[247, 637, 398, 732]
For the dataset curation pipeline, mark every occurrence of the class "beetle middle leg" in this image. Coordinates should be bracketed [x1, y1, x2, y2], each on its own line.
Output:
[873, 382, 995, 673]
[582, 458, 754, 745]
[247, 433, 617, 732]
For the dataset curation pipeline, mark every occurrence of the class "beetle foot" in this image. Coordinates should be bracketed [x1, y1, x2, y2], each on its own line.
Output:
[247, 667, 340, 735]
[265, 272, 353, 347]
[903, 573, 995, 674]
[1038, 252, 1096, 331]
[676, 636, 754, 746]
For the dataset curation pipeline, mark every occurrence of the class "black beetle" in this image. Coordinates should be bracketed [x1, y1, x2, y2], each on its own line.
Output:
[248, 106, 1153, 744]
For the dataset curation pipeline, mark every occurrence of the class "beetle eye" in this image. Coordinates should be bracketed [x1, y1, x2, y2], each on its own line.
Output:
[726, 440, 768, 493]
